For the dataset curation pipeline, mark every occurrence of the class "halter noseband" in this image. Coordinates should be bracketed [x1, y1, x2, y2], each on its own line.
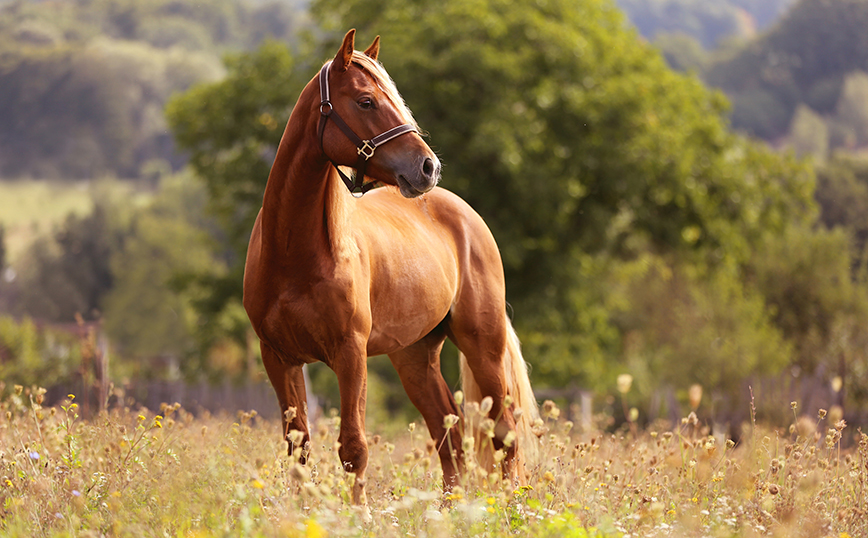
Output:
[317, 60, 417, 196]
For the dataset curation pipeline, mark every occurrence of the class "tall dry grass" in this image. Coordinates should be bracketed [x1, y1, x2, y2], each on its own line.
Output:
[1, 383, 866, 537]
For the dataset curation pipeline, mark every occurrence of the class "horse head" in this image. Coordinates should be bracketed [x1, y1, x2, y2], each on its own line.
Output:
[319, 30, 441, 198]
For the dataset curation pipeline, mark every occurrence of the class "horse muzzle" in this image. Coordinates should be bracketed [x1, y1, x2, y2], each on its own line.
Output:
[397, 154, 441, 198]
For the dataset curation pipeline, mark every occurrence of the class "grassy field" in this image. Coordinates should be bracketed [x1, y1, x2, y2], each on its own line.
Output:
[1, 385, 866, 537]
[0, 179, 146, 264]
[0, 180, 94, 264]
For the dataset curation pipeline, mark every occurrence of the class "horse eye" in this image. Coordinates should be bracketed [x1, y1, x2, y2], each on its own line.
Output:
[358, 98, 373, 110]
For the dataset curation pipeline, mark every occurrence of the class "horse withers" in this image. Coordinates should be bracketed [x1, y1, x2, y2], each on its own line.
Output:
[243, 29, 539, 504]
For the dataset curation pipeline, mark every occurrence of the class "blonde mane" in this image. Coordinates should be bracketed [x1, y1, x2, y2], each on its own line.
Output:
[348, 51, 420, 131]
[322, 51, 419, 261]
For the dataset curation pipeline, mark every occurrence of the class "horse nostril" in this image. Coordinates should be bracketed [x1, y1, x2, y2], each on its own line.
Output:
[422, 157, 436, 179]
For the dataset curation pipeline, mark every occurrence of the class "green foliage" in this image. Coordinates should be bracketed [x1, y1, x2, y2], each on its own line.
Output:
[0, 316, 81, 387]
[835, 71, 868, 147]
[101, 173, 225, 377]
[13, 202, 117, 322]
[788, 104, 829, 159]
[0, 0, 310, 180]
[166, 40, 310, 333]
[747, 225, 868, 374]
[815, 155, 868, 261]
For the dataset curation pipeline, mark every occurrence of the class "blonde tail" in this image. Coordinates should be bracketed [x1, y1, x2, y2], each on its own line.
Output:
[459, 317, 539, 474]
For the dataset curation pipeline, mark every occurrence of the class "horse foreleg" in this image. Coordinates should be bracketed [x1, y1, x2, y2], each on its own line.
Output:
[261, 342, 310, 462]
[332, 348, 369, 505]
[388, 329, 463, 490]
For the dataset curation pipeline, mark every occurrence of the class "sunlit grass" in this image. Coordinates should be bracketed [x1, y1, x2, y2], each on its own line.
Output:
[1, 383, 866, 537]
[0, 179, 148, 264]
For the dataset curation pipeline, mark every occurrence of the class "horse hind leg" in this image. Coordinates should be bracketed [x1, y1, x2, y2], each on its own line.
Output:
[388, 324, 463, 489]
[261, 343, 311, 461]
[448, 310, 539, 481]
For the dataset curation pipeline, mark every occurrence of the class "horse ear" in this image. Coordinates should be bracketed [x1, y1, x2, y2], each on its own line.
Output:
[363, 36, 380, 61]
[334, 29, 355, 71]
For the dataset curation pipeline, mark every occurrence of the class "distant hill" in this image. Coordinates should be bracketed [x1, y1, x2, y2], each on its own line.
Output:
[703, 0, 868, 154]
[0, 0, 309, 180]
[616, 0, 795, 48]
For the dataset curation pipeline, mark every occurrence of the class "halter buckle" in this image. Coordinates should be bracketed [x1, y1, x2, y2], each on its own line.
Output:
[358, 140, 376, 160]
[320, 102, 333, 116]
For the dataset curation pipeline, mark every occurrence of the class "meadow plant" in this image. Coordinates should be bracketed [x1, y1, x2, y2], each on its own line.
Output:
[1, 383, 866, 537]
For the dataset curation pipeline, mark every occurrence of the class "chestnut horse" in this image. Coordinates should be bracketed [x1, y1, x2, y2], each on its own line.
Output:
[243, 30, 539, 504]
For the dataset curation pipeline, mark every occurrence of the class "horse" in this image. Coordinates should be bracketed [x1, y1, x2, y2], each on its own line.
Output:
[243, 29, 539, 504]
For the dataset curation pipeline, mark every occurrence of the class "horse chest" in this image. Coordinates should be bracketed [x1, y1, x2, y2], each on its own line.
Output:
[255, 277, 366, 364]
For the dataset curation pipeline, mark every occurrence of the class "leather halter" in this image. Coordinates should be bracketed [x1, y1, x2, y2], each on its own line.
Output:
[317, 60, 417, 196]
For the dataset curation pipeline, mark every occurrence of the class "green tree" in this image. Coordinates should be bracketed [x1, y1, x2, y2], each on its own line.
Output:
[788, 104, 829, 159]
[835, 71, 868, 147]
[165, 40, 310, 332]
[14, 203, 118, 322]
[101, 173, 226, 379]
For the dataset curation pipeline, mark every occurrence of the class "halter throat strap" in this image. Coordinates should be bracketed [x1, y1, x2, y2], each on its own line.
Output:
[317, 61, 417, 196]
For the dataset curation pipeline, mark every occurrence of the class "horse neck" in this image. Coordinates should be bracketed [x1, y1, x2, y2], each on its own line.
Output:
[260, 108, 356, 268]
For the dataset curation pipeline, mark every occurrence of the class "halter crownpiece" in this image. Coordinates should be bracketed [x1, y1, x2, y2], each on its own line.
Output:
[317, 60, 417, 196]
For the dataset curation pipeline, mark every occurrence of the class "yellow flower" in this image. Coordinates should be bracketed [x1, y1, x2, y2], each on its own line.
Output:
[67, 394, 75, 400]
[251, 479, 264, 490]
[305, 518, 326, 538]
[487, 497, 497, 505]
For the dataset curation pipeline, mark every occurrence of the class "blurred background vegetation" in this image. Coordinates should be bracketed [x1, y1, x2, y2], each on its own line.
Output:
[1, 0, 867, 431]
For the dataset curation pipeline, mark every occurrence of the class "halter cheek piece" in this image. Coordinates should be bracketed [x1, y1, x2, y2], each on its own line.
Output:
[317, 60, 417, 196]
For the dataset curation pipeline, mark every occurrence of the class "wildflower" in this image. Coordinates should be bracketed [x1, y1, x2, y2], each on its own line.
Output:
[462, 436, 475, 453]
[29, 451, 40, 461]
[541, 400, 560, 420]
[67, 394, 75, 400]
[251, 479, 264, 489]
[617, 374, 633, 394]
[284, 407, 297, 422]
[790, 401, 798, 410]
[289, 463, 310, 482]
[408, 422, 416, 433]
[72, 490, 81, 497]
[818, 408, 827, 419]
[288, 429, 305, 447]
[454, 391, 464, 405]
[305, 518, 326, 538]
[480, 418, 496, 438]
[479, 396, 494, 416]
[443, 414, 459, 429]
[137, 414, 146, 422]
[503, 394, 513, 408]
